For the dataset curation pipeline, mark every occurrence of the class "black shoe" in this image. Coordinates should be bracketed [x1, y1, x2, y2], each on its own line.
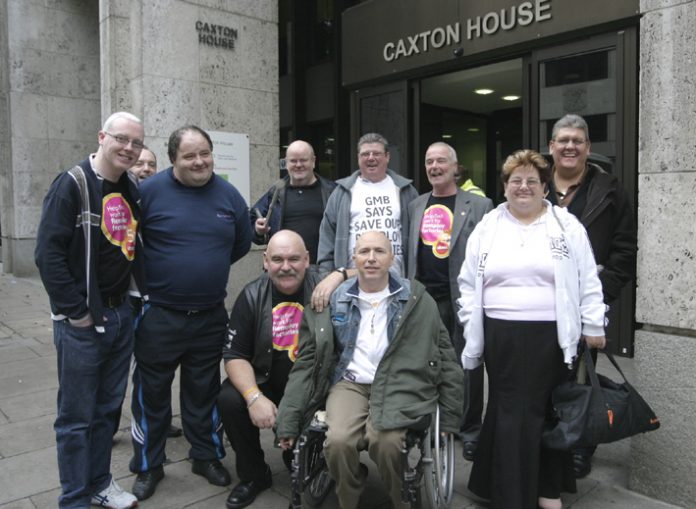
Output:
[167, 425, 183, 438]
[225, 470, 273, 509]
[132, 465, 164, 501]
[191, 459, 231, 486]
[462, 441, 477, 461]
[572, 452, 592, 478]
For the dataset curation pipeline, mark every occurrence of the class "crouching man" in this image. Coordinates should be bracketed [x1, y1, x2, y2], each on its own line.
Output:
[276, 231, 464, 509]
[218, 230, 325, 509]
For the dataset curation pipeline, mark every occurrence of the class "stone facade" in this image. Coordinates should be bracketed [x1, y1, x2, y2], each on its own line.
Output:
[1, 0, 100, 276]
[633, 1, 696, 507]
[1, 0, 279, 294]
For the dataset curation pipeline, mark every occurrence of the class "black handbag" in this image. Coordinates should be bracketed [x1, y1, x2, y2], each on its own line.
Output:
[542, 348, 660, 450]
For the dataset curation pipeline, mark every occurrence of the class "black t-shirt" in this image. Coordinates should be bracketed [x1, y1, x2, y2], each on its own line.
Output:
[416, 194, 456, 301]
[223, 285, 305, 396]
[282, 180, 324, 264]
[97, 176, 137, 298]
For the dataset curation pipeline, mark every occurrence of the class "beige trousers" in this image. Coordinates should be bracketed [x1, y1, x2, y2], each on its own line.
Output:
[324, 379, 409, 509]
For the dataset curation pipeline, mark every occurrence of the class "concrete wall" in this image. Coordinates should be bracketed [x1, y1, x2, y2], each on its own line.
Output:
[1, 0, 279, 299]
[98, 0, 279, 297]
[1, 0, 100, 275]
[633, 1, 696, 507]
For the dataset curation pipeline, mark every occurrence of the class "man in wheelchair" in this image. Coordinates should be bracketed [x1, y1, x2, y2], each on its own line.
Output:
[276, 231, 464, 509]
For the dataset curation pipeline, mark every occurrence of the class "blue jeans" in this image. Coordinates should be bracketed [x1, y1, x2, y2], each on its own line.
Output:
[53, 301, 134, 508]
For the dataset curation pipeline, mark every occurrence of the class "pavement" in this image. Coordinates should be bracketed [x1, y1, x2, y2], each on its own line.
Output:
[0, 268, 683, 509]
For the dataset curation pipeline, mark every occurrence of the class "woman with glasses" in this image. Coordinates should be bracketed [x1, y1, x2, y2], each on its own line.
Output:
[456, 149, 606, 509]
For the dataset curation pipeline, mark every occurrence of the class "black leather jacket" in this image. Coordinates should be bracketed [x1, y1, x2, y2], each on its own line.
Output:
[550, 163, 637, 303]
[232, 266, 325, 384]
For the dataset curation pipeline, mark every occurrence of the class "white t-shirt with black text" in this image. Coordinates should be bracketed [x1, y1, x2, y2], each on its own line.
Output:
[349, 175, 403, 274]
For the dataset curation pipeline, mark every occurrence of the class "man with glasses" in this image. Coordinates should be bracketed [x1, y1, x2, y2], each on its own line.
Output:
[406, 142, 493, 461]
[312, 133, 418, 310]
[35, 111, 145, 509]
[251, 140, 335, 264]
[547, 113, 637, 478]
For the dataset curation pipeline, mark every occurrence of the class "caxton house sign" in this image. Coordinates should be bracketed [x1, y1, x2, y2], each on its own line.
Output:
[383, 0, 552, 62]
[196, 21, 238, 50]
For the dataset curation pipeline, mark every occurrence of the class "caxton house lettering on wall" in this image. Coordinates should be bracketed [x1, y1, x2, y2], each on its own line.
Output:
[196, 21, 238, 50]
[383, 0, 552, 62]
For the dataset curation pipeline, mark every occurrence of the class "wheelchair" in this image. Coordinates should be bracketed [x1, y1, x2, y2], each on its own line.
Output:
[289, 405, 455, 509]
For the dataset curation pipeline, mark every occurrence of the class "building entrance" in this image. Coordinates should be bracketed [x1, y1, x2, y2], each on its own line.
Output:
[418, 58, 523, 199]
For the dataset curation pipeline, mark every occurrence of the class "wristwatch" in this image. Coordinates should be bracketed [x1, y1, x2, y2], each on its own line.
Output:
[335, 267, 348, 281]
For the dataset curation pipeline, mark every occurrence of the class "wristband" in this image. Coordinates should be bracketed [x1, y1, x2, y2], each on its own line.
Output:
[242, 385, 259, 399]
[247, 392, 262, 408]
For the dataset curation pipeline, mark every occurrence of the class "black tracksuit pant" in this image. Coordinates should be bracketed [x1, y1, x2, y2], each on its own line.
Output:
[130, 303, 228, 473]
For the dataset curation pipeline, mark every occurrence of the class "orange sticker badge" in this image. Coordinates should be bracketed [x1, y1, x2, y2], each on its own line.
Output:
[419, 205, 453, 259]
[101, 193, 137, 260]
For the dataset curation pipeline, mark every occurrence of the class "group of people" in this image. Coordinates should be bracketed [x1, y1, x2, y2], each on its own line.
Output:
[35, 111, 635, 509]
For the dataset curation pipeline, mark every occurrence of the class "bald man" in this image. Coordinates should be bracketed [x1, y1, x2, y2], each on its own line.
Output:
[251, 140, 336, 264]
[277, 231, 463, 509]
[218, 230, 326, 508]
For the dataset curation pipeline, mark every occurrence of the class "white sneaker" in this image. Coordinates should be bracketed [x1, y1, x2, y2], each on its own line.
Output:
[91, 478, 138, 508]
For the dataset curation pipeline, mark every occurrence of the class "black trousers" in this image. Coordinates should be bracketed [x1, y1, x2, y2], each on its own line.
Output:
[435, 296, 484, 441]
[468, 317, 575, 509]
[218, 378, 285, 482]
[130, 303, 228, 473]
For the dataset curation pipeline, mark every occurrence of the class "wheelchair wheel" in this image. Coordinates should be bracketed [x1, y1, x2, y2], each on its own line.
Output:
[302, 463, 334, 507]
[415, 406, 455, 509]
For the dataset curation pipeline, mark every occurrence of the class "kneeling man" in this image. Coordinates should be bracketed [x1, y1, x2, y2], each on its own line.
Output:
[277, 231, 464, 509]
[218, 230, 324, 509]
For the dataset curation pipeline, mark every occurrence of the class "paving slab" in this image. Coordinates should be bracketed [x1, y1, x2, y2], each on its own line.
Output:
[0, 346, 39, 365]
[0, 270, 685, 509]
[0, 388, 57, 422]
[0, 413, 55, 456]
[0, 447, 59, 505]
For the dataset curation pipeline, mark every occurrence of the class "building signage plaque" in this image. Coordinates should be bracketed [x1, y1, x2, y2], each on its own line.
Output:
[209, 131, 250, 205]
[342, 0, 639, 86]
[196, 21, 238, 50]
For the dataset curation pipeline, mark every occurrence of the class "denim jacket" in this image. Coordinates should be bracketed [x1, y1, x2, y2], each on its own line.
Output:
[330, 276, 410, 385]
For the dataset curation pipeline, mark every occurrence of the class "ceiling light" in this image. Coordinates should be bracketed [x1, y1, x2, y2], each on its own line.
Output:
[474, 88, 494, 95]
[467, 128, 480, 133]
[441, 134, 452, 139]
[502, 95, 520, 101]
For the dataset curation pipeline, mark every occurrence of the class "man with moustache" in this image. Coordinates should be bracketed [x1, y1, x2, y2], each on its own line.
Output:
[251, 140, 336, 264]
[217, 230, 324, 508]
[129, 125, 252, 500]
[312, 133, 418, 311]
[406, 142, 493, 461]
[546, 113, 637, 478]
[35, 111, 145, 509]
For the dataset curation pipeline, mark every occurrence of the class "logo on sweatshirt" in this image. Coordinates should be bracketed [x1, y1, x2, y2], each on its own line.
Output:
[102, 193, 137, 260]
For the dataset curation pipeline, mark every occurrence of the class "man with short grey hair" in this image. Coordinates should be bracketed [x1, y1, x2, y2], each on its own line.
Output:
[407, 141, 493, 461]
[547, 113, 637, 478]
[312, 133, 418, 310]
[35, 111, 146, 509]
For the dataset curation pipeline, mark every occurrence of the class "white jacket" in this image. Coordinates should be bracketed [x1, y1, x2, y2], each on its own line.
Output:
[456, 201, 606, 369]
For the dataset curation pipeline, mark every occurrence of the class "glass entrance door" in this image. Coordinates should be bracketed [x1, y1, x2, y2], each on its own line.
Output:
[417, 58, 524, 198]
